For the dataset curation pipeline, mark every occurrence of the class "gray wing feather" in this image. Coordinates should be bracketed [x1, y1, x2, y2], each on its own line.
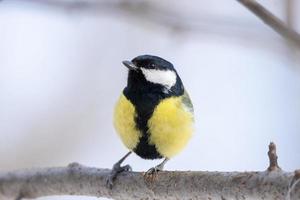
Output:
[182, 89, 194, 115]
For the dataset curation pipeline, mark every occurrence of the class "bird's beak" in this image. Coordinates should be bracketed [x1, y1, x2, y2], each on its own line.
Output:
[122, 60, 138, 71]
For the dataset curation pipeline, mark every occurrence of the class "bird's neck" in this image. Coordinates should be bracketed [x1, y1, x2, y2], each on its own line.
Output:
[126, 71, 166, 94]
[125, 70, 184, 97]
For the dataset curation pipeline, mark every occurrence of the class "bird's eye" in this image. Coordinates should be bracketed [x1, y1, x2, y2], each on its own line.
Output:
[150, 64, 155, 68]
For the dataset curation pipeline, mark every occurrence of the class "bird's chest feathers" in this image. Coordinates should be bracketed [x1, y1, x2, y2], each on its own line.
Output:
[113, 94, 142, 150]
[117, 89, 193, 159]
[147, 97, 194, 158]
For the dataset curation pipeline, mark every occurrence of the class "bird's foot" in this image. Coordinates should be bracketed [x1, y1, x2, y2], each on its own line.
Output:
[146, 166, 163, 174]
[106, 163, 132, 189]
[143, 165, 163, 182]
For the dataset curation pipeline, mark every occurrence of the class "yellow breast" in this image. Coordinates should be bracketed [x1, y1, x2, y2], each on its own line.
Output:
[147, 96, 194, 158]
[113, 94, 141, 150]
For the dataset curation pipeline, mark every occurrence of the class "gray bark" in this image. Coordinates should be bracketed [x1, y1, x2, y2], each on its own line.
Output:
[0, 162, 299, 200]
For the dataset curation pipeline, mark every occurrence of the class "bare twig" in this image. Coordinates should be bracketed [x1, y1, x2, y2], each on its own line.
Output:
[237, 0, 300, 48]
[4, 0, 292, 54]
[0, 143, 299, 200]
[267, 142, 281, 171]
[0, 164, 299, 200]
[5, 0, 300, 50]
[0, 0, 297, 56]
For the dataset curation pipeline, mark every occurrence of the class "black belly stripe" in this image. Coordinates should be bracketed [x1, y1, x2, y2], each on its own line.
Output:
[124, 90, 163, 159]
[134, 135, 162, 159]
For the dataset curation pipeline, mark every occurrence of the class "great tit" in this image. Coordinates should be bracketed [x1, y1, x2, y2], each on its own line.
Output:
[107, 55, 194, 187]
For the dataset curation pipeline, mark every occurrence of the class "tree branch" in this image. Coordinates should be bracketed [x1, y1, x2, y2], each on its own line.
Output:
[0, 164, 299, 200]
[237, 0, 300, 48]
[0, 143, 300, 200]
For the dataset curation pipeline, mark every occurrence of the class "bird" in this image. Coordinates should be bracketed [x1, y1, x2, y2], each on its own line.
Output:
[107, 55, 194, 188]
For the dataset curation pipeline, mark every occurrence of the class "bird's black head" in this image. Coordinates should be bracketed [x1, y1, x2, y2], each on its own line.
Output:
[122, 55, 183, 95]
[131, 55, 175, 71]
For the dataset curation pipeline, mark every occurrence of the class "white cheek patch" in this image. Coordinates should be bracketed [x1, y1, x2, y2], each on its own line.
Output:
[141, 68, 177, 89]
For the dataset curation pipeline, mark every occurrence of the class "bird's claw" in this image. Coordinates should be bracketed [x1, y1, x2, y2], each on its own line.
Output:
[143, 166, 162, 182]
[120, 164, 132, 172]
[106, 164, 132, 189]
[146, 166, 161, 175]
[106, 176, 114, 189]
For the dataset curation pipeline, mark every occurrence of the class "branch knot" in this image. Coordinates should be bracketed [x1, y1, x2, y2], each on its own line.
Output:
[267, 142, 281, 172]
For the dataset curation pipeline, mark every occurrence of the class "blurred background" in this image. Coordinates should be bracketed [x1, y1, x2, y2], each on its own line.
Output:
[0, 0, 300, 199]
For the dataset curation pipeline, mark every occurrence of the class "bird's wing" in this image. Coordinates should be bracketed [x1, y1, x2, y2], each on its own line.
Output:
[181, 89, 194, 114]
